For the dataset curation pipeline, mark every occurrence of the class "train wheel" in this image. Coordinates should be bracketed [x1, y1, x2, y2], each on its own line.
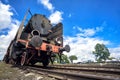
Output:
[21, 52, 27, 66]
[3, 55, 9, 64]
[42, 60, 49, 67]
[30, 61, 36, 66]
[9, 59, 16, 65]
[42, 56, 49, 67]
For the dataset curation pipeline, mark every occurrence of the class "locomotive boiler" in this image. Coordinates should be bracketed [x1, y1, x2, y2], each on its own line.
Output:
[3, 10, 70, 67]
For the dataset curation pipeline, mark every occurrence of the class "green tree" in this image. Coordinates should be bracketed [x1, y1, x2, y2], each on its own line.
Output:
[61, 54, 70, 63]
[93, 43, 110, 62]
[54, 54, 70, 64]
[69, 55, 77, 63]
[54, 54, 60, 63]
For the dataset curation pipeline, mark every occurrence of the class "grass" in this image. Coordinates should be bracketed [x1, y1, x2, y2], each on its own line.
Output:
[0, 61, 56, 80]
[0, 62, 23, 80]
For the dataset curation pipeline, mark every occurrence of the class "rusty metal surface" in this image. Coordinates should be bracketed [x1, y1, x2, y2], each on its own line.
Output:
[48, 23, 63, 39]
[24, 14, 52, 34]
[15, 9, 29, 41]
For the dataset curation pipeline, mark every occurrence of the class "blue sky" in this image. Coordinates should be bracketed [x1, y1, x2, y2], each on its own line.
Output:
[0, 0, 120, 61]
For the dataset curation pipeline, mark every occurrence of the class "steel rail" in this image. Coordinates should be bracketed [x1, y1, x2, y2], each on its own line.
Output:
[19, 66, 120, 80]
[51, 66, 120, 75]
[51, 64, 120, 69]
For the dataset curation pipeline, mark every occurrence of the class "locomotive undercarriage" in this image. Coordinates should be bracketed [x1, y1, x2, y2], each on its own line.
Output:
[4, 40, 60, 67]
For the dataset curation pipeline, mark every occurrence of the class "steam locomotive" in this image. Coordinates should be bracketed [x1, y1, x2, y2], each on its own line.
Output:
[3, 10, 70, 67]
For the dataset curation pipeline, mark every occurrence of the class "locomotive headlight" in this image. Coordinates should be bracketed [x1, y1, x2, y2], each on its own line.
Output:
[55, 37, 62, 45]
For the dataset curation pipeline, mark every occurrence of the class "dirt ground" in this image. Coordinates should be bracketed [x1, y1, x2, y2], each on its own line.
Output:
[0, 61, 56, 80]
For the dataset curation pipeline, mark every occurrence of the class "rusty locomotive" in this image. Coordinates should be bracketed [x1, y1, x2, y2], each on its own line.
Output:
[3, 10, 70, 67]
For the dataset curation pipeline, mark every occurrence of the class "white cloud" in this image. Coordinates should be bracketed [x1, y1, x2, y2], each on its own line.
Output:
[78, 28, 96, 37]
[0, 2, 19, 60]
[49, 11, 63, 24]
[0, 1, 13, 30]
[0, 48, 6, 60]
[37, 0, 54, 12]
[0, 20, 19, 48]
[38, 0, 63, 24]
[76, 26, 103, 37]
[109, 46, 120, 59]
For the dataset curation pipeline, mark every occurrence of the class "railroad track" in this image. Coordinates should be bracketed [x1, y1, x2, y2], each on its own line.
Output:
[18, 65, 120, 80]
[51, 66, 120, 75]
[51, 63, 120, 69]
